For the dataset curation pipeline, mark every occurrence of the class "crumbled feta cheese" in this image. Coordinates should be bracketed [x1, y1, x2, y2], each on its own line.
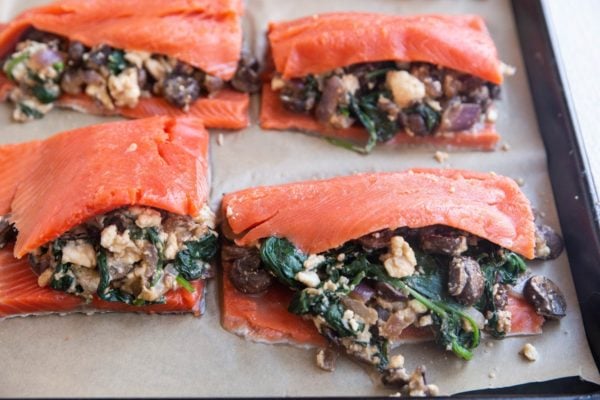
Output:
[386, 70, 426, 108]
[86, 81, 114, 110]
[408, 299, 428, 314]
[100, 225, 142, 264]
[486, 107, 499, 122]
[434, 150, 449, 164]
[195, 204, 216, 230]
[108, 67, 141, 108]
[304, 254, 325, 270]
[496, 310, 512, 333]
[164, 233, 179, 260]
[389, 354, 405, 369]
[61, 240, 97, 268]
[37, 268, 54, 287]
[381, 236, 417, 278]
[323, 280, 338, 291]
[417, 314, 433, 327]
[124, 51, 150, 68]
[144, 56, 171, 82]
[134, 207, 162, 228]
[271, 76, 285, 91]
[500, 62, 516, 76]
[520, 343, 538, 361]
[341, 74, 359, 95]
[295, 270, 321, 288]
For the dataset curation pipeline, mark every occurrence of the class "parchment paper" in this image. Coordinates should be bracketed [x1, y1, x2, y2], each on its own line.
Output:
[0, 0, 598, 397]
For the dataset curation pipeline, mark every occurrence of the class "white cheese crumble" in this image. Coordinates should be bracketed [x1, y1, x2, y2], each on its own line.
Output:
[295, 270, 320, 288]
[100, 225, 142, 265]
[386, 70, 426, 108]
[520, 343, 538, 361]
[108, 67, 141, 108]
[495, 310, 512, 334]
[134, 207, 162, 228]
[61, 240, 97, 268]
[304, 254, 326, 270]
[381, 236, 417, 278]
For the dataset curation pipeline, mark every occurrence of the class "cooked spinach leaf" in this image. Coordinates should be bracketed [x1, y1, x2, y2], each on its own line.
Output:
[176, 275, 195, 293]
[107, 50, 127, 75]
[50, 263, 76, 292]
[260, 237, 307, 289]
[31, 84, 59, 104]
[476, 251, 527, 337]
[18, 103, 44, 119]
[173, 233, 217, 281]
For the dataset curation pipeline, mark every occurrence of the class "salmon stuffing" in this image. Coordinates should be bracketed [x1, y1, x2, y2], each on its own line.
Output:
[26, 205, 217, 305]
[271, 61, 505, 153]
[223, 224, 565, 392]
[2, 30, 260, 122]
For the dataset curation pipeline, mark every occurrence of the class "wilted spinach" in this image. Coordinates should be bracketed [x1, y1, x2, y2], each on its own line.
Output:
[174, 233, 218, 281]
[260, 237, 307, 289]
[475, 251, 527, 337]
[107, 50, 127, 75]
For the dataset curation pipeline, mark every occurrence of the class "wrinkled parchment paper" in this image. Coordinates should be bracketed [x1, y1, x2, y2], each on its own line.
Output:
[0, 0, 598, 396]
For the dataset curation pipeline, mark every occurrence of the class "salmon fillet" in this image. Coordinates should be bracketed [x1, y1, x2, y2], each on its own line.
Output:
[0, 116, 211, 317]
[260, 83, 500, 150]
[268, 13, 502, 83]
[0, 0, 249, 128]
[5, 116, 209, 258]
[221, 170, 542, 347]
[0, 246, 205, 318]
[0, 0, 243, 80]
[222, 169, 536, 259]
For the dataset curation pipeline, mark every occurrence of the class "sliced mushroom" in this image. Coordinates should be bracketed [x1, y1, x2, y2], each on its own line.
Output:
[228, 252, 273, 294]
[448, 256, 484, 305]
[162, 74, 200, 109]
[524, 275, 566, 319]
[67, 41, 86, 66]
[221, 242, 256, 262]
[419, 226, 468, 256]
[315, 75, 355, 129]
[341, 297, 379, 325]
[316, 347, 338, 372]
[279, 78, 318, 113]
[0, 215, 17, 248]
[231, 52, 261, 93]
[534, 224, 564, 260]
[357, 229, 395, 251]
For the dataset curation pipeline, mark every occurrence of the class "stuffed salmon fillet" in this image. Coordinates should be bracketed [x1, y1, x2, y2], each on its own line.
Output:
[0, 0, 259, 127]
[220, 170, 566, 393]
[0, 116, 217, 318]
[261, 13, 513, 153]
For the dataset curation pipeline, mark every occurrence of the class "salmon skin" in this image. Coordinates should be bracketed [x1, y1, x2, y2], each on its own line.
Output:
[223, 169, 536, 259]
[268, 13, 502, 83]
[262, 12, 505, 151]
[0, 116, 212, 317]
[220, 169, 547, 359]
[0, 0, 250, 128]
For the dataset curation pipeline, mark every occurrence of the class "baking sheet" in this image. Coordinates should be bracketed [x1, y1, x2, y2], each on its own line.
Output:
[0, 0, 598, 396]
